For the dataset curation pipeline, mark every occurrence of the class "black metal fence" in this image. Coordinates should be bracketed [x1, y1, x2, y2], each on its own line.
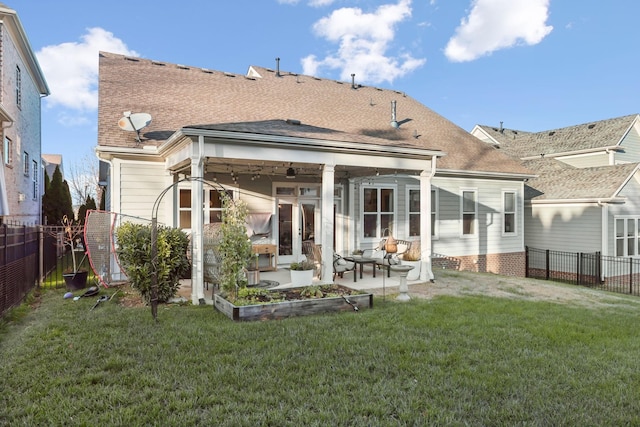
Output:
[526, 246, 640, 296]
[0, 225, 40, 317]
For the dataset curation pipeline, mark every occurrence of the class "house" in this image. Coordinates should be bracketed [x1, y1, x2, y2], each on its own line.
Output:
[0, 3, 49, 225]
[471, 114, 640, 261]
[96, 52, 534, 303]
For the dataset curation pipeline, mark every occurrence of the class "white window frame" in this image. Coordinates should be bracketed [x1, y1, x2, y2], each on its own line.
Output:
[406, 185, 438, 239]
[3, 136, 12, 166]
[615, 216, 640, 257]
[460, 188, 478, 237]
[177, 183, 238, 230]
[502, 190, 517, 236]
[360, 184, 397, 241]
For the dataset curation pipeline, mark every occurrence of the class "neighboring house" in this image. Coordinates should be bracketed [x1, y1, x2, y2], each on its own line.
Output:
[96, 52, 534, 303]
[471, 114, 640, 260]
[42, 153, 63, 182]
[0, 3, 49, 225]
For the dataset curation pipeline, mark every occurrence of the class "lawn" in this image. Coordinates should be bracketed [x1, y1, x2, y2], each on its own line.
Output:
[1, 282, 640, 425]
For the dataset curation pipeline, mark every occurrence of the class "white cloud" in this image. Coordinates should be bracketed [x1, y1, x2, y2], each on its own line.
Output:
[302, 0, 425, 84]
[444, 0, 553, 62]
[308, 0, 337, 6]
[36, 27, 139, 112]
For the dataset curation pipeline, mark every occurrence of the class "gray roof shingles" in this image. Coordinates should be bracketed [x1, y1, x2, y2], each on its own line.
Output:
[97, 52, 533, 176]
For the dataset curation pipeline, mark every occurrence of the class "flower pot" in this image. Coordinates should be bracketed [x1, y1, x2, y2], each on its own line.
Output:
[63, 270, 88, 291]
[401, 260, 421, 281]
[290, 269, 314, 287]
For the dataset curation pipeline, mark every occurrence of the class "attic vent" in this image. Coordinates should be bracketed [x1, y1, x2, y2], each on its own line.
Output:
[177, 65, 190, 70]
[286, 119, 301, 125]
[548, 131, 555, 136]
[313, 77, 321, 81]
[512, 130, 518, 135]
[124, 57, 140, 62]
[244, 76, 256, 81]
[376, 88, 383, 91]
[201, 68, 213, 74]
[336, 81, 343, 85]
[588, 124, 596, 129]
[224, 72, 236, 77]
[151, 61, 165, 66]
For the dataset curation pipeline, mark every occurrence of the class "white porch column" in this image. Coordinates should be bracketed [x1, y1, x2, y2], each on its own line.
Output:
[191, 137, 205, 304]
[321, 164, 335, 284]
[420, 157, 437, 282]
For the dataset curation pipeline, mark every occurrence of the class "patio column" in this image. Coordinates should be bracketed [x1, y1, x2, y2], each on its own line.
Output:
[420, 157, 436, 282]
[190, 137, 205, 304]
[321, 164, 335, 284]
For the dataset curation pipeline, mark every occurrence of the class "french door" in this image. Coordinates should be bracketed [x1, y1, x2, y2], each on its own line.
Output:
[277, 197, 319, 265]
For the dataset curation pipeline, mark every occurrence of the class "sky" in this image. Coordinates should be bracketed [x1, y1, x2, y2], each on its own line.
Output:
[9, 0, 640, 171]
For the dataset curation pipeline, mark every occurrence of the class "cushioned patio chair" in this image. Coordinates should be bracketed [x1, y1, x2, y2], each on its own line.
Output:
[363, 238, 412, 277]
[333, 254, 356, 280]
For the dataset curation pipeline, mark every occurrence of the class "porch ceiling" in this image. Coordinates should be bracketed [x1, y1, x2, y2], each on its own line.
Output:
[174, 158, 425, 181]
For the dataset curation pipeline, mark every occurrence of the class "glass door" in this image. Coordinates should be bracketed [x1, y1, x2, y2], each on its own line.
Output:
[277, 197, 319, 265]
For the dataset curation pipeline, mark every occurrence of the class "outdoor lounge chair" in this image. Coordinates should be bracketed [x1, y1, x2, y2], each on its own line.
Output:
[362, 238, 412, 277]
[333, 254, 356, 280]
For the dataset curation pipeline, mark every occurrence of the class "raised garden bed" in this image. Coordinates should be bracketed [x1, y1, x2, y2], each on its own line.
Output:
[213, 284, 373, 321]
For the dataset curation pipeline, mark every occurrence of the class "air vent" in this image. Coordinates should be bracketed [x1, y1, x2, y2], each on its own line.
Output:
[244, 76, 256, 81]
[286, 119, 301, 125]
[548, 131, 555, 136]
[124, 56, 140, 62]
[588, 124, 596, 129]
[151, 61, 165, 66]
[201, 68, 213, 74]
[224, 72, 236, 78]
[177, 64, 190, 70]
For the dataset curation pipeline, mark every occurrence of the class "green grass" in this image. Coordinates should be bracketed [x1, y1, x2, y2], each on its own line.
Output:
[1, 286, 640, 425]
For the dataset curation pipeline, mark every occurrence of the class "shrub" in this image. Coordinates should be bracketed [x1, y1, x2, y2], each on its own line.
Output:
[115, 222, 190, 304]
[218, 192, 253, 294]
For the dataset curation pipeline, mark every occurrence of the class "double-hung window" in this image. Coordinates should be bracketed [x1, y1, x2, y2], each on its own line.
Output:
[407, 187, 437, 237]
[362, 186, 394, 239]
[461, 189, 477, 236]
[23, 152, 29, 176]
[615, 217, 640, 257]
[503, 191, 516, 234]
[3, 137, 12, 166]
[179, 186, 235, 229]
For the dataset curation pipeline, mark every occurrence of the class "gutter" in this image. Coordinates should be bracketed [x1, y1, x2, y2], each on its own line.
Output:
[521, 145, 621, 160]
[527, 197, 626, 205]
[436, 168, 537, 181]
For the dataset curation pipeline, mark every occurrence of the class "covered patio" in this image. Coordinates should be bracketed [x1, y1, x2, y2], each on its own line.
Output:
[155, 120, 444, 304]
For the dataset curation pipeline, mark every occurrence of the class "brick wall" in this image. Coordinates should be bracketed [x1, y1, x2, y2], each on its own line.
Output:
[434, 251, 526, 277]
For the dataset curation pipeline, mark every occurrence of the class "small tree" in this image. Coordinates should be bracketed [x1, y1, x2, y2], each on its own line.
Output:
[115, 222, 190, 304]
[42, 165, 73, 225]
[218, 191, 253, 295]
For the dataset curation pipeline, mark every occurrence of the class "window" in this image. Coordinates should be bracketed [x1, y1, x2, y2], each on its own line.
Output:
[461, 190, 477, 236]
[32, 160, 38, 200]
[23, 152, 29, 175]
[178, 186, 235, 229]
[3, 137, 11, 166]
[16, 66, 21, 109]
[503, 191, 516, 234]
[362, 186, 394, 239]
[615, 217, 640, 257]
[407, 187, 437, 237]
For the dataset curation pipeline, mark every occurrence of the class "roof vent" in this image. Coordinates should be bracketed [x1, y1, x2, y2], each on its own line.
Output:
[275, 57, 281, 77]
[548, 131, 555, 136]
[390, 100, 399, 128]
[351, 73, 356, 89]
[588, 124, 596, 129]
[286, 119, 301, 125]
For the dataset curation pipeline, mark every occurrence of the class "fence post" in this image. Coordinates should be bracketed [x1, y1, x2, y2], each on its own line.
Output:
[630, 257, 634, 295]
[577, 252, 581, 286]
[38, 226, 43, 288]
[525, 246, 529, 278]
[545, 249, 550, 280]
[597, 251, 602, 284]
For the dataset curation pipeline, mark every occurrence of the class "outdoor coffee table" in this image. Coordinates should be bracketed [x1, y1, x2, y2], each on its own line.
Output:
[347, 257, 377, 282]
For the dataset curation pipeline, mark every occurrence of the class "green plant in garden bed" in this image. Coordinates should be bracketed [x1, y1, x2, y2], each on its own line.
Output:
[230, 284, 362, 306]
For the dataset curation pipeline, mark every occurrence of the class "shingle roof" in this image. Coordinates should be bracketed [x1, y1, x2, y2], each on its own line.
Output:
[477, 114, 639, 159]
[97, 52, 532, 176]
[523, 158, 638, 201]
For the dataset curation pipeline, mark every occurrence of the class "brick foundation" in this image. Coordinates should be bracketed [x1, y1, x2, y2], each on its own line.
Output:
[433, 251, 525, 277]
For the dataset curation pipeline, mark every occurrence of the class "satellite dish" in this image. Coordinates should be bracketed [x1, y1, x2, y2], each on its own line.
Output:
[118, 112, 152, 143]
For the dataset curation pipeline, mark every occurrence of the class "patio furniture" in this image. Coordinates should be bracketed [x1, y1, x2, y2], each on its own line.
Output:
[346, 256, 377, 282]
[333, 254, 356, 281]
[302, 240, 323, 280]
[362, 238, 412, 277]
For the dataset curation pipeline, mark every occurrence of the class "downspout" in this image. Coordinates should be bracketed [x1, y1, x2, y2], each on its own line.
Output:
[598, 199, 608, 281]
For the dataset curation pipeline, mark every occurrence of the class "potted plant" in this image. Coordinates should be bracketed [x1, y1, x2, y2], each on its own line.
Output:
[401, 242, 421, 281]
[61, 215, 89, 290]
[289, 260, 315, 287]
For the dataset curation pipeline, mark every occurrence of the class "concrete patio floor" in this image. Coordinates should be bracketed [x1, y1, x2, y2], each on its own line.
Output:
[178, 265, 427, 305]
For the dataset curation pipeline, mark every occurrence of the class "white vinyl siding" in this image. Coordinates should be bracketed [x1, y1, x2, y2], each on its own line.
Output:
[557, 152, 610, 168]
[118, 161, 172, 224]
